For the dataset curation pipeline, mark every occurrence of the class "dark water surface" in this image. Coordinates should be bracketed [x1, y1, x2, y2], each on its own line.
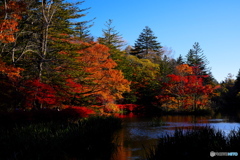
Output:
[111, 113, 240, 160]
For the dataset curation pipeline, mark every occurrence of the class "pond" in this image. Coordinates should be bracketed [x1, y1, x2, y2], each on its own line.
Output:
[111, 113, 240, 160]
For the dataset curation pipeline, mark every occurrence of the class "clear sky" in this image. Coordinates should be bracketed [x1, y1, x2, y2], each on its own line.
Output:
[70, 0, 240, 82]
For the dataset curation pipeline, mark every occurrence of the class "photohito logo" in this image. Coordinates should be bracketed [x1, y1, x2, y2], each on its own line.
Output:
[210, 151, 238, 157]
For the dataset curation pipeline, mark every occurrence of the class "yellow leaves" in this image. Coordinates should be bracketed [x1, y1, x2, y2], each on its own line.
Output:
[126, 55, 160, 80]
[104, 102, 119, 112]
[127, 55, 159, 68]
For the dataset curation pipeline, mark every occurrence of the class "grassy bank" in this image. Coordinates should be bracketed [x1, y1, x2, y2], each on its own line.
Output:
[0, 115, 122, 160]
[146, 126, 240, 160]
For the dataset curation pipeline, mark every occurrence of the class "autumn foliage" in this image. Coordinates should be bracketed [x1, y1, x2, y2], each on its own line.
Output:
[0, 59, 24, 110]
[0, 1, 25, 43]
[16, 42, 131, 111]
[156, 64, 215, 111]
[0, 0, 222, 116]
[75, 42, 131, 103]
[0, 59, 23, 80]
[20, 79, 58, 109]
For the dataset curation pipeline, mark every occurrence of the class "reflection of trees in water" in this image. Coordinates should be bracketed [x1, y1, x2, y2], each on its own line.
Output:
[111, 127, 132, 160]
[112, 119, 157, 160]
[160, 115, 210, 123]
[111, 114, 240, 160]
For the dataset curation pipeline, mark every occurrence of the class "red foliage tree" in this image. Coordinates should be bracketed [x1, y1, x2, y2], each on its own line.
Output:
[156, 64, 215, 111]
[20, 79, 58, 109]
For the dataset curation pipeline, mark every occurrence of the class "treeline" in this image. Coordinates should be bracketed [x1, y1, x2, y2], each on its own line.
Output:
[0, 0, 131, 112]
[213, 72, 240, 111]
[0, 0, 238, 113]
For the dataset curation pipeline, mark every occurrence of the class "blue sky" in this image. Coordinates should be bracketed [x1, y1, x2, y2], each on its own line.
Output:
[70, 0, 240, 82]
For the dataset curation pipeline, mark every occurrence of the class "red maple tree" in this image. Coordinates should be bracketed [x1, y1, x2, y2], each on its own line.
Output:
[156, 64, 215, 111]
[20, 79, 58, 109]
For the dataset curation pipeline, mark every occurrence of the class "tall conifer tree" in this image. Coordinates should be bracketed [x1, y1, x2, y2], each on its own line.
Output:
[131, 26, 162, 58]
[185, 42, 216, 85]
[186, 42, 208, 74]
[176, 54, 184, 65]
[73, 18, 94, 42]
[98, 19, 125, 50]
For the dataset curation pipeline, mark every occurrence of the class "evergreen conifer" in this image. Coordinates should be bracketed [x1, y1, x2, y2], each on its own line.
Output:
[131, 26, 162, 58]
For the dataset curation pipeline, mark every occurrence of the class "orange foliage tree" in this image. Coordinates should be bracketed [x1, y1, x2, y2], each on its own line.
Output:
[0, 1, 25, 110]
[74, 42, 131, 106]
[0, 59, 23, 80]
[0, 1, 131, 113]
[0, 0, 25, 43]
[156, 64, 215, 111]
[56, 42, 131, 112]
[0, 0, 25, 80]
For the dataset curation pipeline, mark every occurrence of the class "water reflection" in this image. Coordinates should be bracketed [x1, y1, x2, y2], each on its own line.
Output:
[112, 114, 240, 160]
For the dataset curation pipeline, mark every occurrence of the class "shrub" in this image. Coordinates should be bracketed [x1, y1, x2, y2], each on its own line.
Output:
[146, 126, 240, 160]
[0, 116, 122, 160]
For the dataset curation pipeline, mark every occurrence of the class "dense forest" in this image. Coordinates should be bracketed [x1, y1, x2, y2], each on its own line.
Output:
[1, 0, 240, 115]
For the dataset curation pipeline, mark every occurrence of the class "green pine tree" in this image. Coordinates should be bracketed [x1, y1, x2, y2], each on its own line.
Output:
[98, 19, 125, 50]
[186, 42, 215, 85]
[176, 54, 184, 65]
[131, 26, 162, 58]
[186, 42, 208, 73]
[73, 18, 95, 42]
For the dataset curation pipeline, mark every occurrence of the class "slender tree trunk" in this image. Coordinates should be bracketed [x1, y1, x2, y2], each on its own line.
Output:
[38, 0, 56, 108]
[38, 0, 56, 81]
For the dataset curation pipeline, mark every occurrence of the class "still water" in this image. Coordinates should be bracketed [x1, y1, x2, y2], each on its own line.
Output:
[111, 113, 240, 160]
